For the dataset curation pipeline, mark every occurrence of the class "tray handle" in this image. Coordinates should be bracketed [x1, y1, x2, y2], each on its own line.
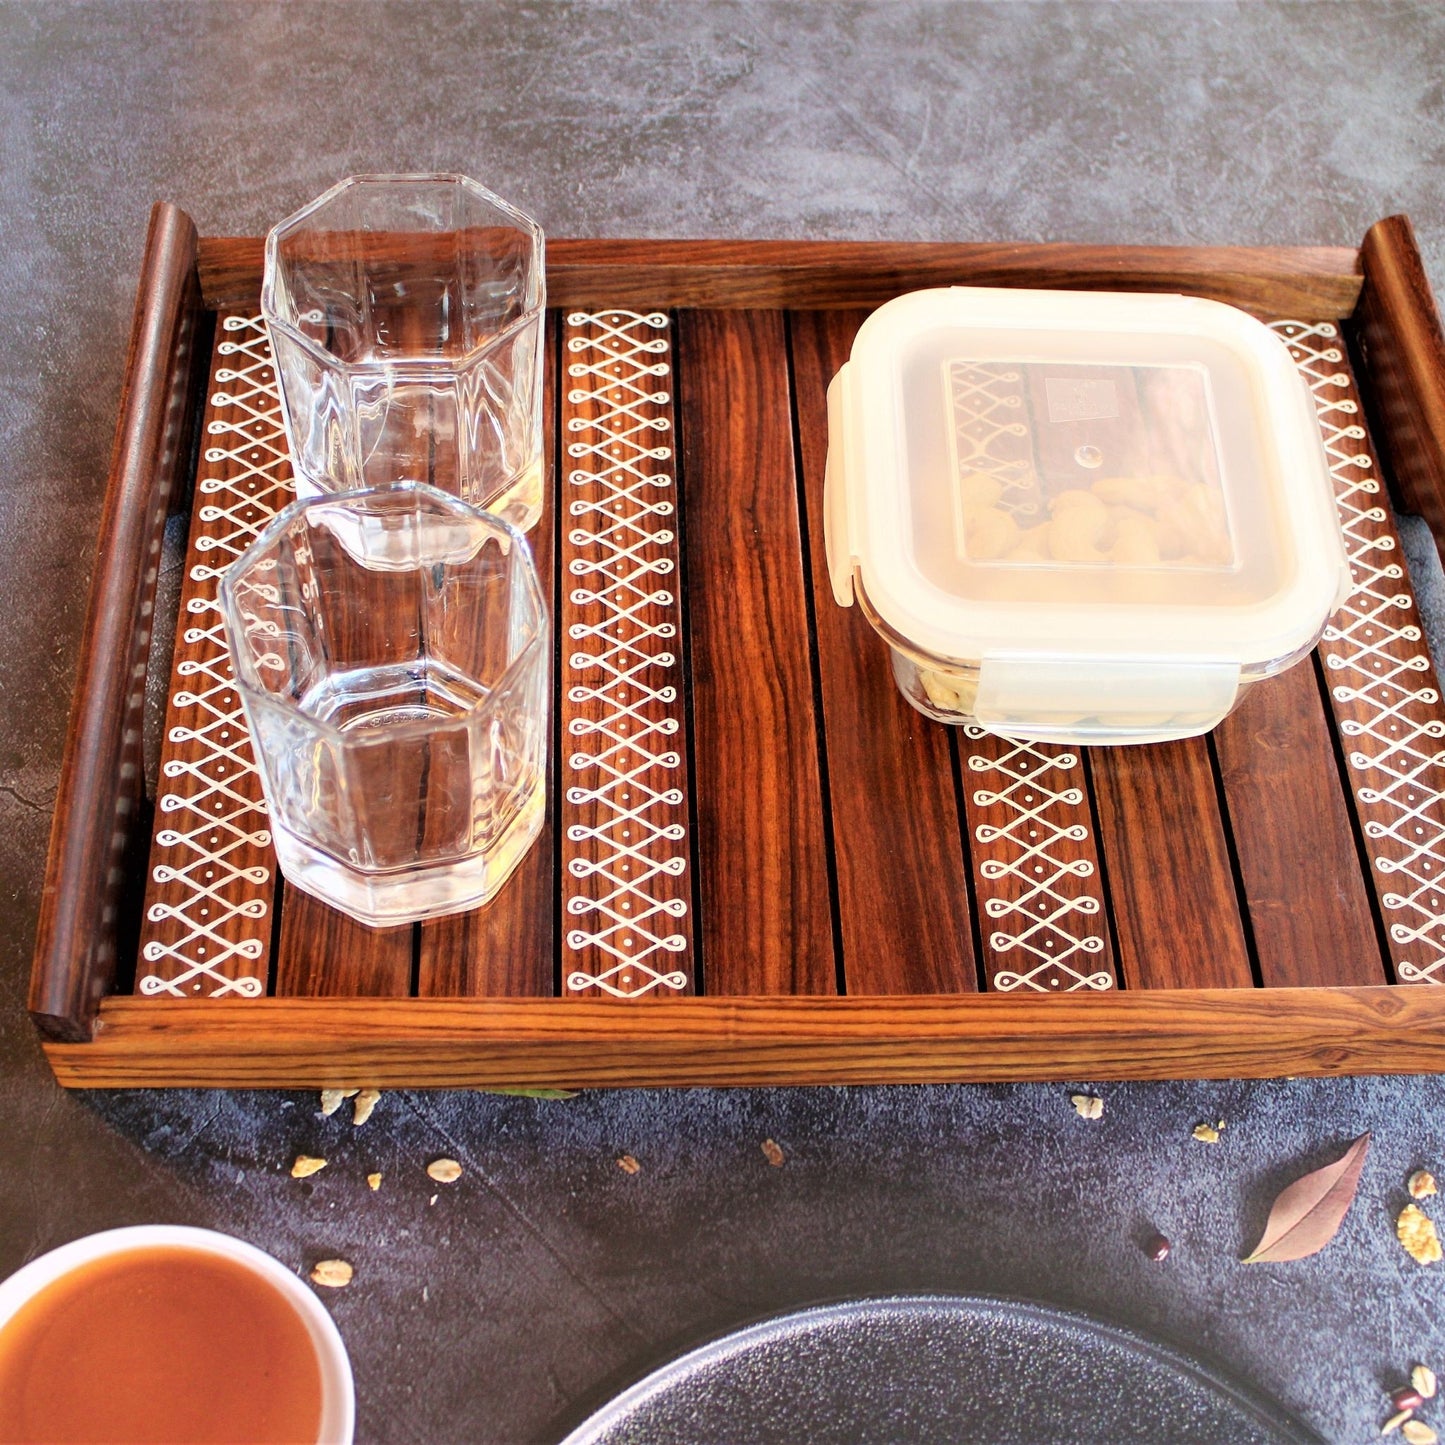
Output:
[29, 202, 203, 1041]
[1352, 215, 1445, 551]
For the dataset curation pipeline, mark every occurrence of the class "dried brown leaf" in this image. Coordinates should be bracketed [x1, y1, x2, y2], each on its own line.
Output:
[1242, 1132, 1370, 1263]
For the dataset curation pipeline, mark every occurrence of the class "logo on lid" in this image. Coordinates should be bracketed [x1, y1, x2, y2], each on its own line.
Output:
[1045, 378, 1119, 424]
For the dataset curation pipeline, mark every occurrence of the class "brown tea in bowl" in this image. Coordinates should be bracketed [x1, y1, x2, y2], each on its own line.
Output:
[0, 1245, 326, 1444]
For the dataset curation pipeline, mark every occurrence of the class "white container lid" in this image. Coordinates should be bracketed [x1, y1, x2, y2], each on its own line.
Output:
[825, 286, 1351, 741]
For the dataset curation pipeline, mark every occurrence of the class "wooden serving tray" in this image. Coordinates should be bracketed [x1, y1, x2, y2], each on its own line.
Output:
[29, 207, 1445, 1087]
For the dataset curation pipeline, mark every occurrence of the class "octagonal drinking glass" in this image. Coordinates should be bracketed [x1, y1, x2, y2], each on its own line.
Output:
[219, 483, 549, 928]
[261, 174, 545, 531]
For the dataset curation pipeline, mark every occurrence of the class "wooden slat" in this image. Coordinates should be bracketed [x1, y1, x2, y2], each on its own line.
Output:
[133, 312, 287, 1001]
[199, 236, 1364, 320]
[45, 987, 1445, 1089]
[553, 309, 695, 998]
[415, 314, 559, 998]
[960, 730, 1118, 993]
[789, 309, 978, 995]
[1089, 740, 1255, 989]
[30, 203, 203, 1039]
[676, 309, 835, 995]
[268, 471, 414, 998]
[1277, 319, 1445, 985]
[1354, 216, 1445, 533]
[1212, 661, 1384, 986]
[274, 895, 412, 998]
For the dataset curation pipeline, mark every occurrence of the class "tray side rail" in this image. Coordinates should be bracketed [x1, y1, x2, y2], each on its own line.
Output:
[1352, 215, 1445, 551]
[198, 236, 1363, 320]
[41, 986, 1445, 1088]
[30, 202, 206, 1040]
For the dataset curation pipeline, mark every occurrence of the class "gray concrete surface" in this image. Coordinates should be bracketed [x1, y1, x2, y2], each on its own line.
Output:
[2, 3, 1445, 1440]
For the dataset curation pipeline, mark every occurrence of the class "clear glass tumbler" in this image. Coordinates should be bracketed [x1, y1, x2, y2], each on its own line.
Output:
[261, 174, 545, 531]
[219, 483, 550, 928]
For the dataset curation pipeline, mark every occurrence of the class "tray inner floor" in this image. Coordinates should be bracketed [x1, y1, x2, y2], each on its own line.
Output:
[132, 307, 1445, 1002]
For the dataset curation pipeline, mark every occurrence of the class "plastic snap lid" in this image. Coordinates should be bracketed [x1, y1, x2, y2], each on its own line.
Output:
[825, 287, 1349, 687]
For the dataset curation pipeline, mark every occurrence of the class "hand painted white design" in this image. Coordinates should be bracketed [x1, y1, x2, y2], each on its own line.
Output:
[946, 361, 1041, 519]
[562, 311, 689, 998]
[139, 315, 292, 998]
[1273, 319, 1445, 984]
[965, 728, 1111, 992]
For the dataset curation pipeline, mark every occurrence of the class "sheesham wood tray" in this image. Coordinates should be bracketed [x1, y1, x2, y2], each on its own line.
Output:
[28, 205, 1445, 1088]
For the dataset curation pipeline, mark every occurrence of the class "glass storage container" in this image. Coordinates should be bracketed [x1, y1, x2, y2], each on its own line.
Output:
[824, 287, 1352, 745]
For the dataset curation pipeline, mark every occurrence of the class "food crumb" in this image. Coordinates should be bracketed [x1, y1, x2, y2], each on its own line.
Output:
[290, 1155, 328, 1179]
[1413, 1365, 1438, 1400]
[1398, 1204, 1443, 1265]
[617, 1154, 641, 1175]
[1191, 1121, 1223, 1144]
[352, 1089, 382, 1126]
[309, 1259, 353, 1289]
[762, 1139, 785, 1167]
[319, 1089, 358, 1117]
[426, 1158, 463, 1184]
[429, 1194, 438, 1206]
[367, 1172, 382, 1192]
[1409, 1170, 1439, 1200]
[1071, 1094, 1104, 1120]
[1402, 1420, 1439, 1445]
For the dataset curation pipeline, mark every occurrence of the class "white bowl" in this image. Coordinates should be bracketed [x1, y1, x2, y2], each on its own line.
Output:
[0, 1225, 354, 1444]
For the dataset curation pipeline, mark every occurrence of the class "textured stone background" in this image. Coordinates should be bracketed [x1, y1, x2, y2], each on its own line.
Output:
[2, 3, 1444, 1440]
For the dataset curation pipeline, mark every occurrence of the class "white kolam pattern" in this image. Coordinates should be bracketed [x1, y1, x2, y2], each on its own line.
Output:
[946, 361, 1042, 521]
[138, 315, 292, 997]
[964, 728, 1112, 992]
[1274, 319, 1445, 984]
[561, 311, 691, 998]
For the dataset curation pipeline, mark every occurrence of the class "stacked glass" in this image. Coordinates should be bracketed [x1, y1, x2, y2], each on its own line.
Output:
[219, 176, 550, 929]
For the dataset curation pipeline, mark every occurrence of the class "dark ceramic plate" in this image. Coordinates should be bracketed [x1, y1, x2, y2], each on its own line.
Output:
[560, 1295, 1322, 1444]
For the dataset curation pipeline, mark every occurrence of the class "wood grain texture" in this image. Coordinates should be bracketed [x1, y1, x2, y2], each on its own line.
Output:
[135, 313, 282, 1001]
[555, 309, 695, 998]
[789, 308, 978, 995]
[1089, 739, 1255, 990]
[960, 730, 1117, 993]
[1353, 216, 1445, 532]
[415, 313, 559, 998]
[30, 202, 203, 1040]
[47, 987, 1445, 1088]
[200, 235, 1363, 319]
[1278, 319, 1445, 986]
[1212, 663, 1384, 986]
[275, 893, 412, 998]
[265, 392, 418, 1000]
[676, 309, 835, 994]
